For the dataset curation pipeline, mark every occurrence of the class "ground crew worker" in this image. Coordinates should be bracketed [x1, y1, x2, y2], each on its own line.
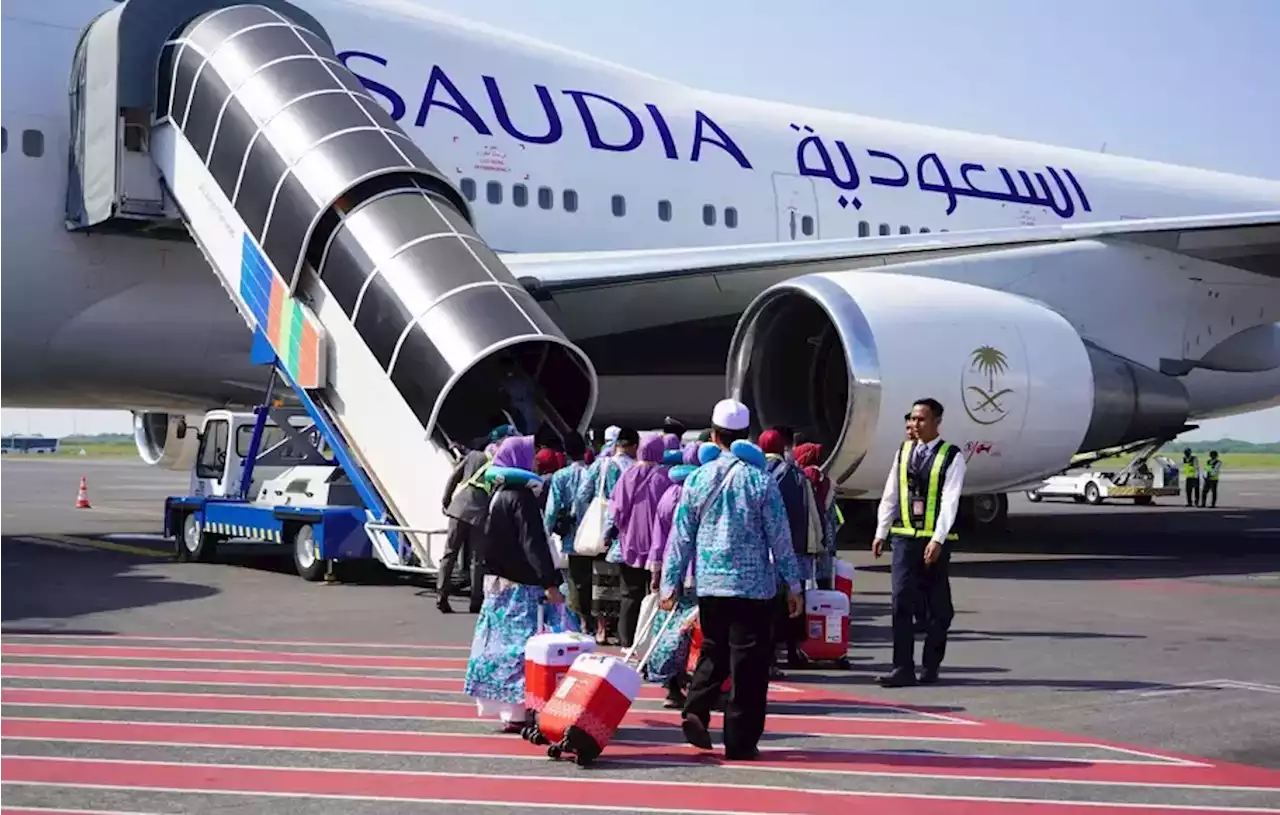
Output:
[661, 398, 803, 761]
[872, 398, 966, 687]
[1200, 450, 1222, 508]
[1182, 448, 1201, 507]
[904, 413, 930, 635]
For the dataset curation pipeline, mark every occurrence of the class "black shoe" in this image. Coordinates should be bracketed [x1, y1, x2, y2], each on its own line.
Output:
[681, 715, 713, 750]
[876, 669, 918, 688]
[724, 746, 760, 761]
[436, 598, 453, 614]
[787, 651, 812, 670]
[918, 667, 940, 684]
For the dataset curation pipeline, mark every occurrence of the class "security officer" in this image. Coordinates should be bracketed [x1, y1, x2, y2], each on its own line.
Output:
[1182, 448, 1201, 507]
[1200, 450, 1222, 508]
[873, 398, 966, 687]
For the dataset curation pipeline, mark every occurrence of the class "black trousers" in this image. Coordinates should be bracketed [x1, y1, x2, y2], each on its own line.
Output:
[1185, 477, 1200, 506]
[439, 518, 484, 611]
[890, 536, 954, 672]
[1199, 478, 1218, 508]
[773, 582, 804, 657]
[618, 564, 651, 648]
[566, 555, 597, 631]
[684, 596, 775, 754]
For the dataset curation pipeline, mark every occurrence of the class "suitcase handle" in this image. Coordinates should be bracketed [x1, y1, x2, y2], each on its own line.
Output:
[623, 595, 682, 675]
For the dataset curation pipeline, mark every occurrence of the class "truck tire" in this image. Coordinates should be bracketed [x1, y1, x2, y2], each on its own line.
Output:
[178, 513, 216, 563]
[293, 524, 326, 582]
[1083, 481, 1102, 505]
[1025, 489, 1043, 502]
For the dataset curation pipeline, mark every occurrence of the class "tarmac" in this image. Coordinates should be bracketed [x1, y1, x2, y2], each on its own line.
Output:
[3, 456, 1279, 813]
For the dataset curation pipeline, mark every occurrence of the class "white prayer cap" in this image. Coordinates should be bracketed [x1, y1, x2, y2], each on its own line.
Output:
[711, 398, 751, 431]
[604, 425, 621, 441]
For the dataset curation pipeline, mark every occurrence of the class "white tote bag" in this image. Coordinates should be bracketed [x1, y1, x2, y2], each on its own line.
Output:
[573, 459, 615, 556]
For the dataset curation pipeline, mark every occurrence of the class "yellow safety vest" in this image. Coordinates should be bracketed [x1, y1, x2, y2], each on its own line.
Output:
[890, 440, 959, 541]
[1206, 460, 1222, 481]
[452, 460, 494, 501]
[1182, 459, 1197, 478]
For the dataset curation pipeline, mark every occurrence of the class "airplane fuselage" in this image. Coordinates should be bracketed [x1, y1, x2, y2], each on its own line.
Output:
[3, 0, 1279, 426]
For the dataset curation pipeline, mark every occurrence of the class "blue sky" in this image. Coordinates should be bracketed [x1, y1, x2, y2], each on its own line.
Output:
[3, 0, 1278, 440]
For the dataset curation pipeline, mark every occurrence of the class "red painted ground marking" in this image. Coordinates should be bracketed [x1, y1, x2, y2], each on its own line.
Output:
[0, 689, 1010, 742]
[2, 757, 1262, 815]
[1, 644, 466, 670]
[6, 718, 1277, 789]
[0, 633, 472, 651]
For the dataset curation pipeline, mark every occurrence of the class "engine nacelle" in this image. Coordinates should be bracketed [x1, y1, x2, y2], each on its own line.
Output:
[727, 272, 1189, 496]
[133, 411, 199, 471]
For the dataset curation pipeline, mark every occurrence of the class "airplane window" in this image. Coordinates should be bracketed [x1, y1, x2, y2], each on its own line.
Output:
[899, 225, 911, 235]
[658, 200, 672, 222]
[486, 181, 502, 205]
[513, 184, 528, 208]
[564, 189, 579, 212]
[878, 223, 890, 236]
[920, 227, 931, 234]
[724, 207, 738, 229]
[611, 195, 626, 217]
[702, 205, 716, 226]
[538, 186, 553, 210]
[1, 127, 7, 153]
[22, 129, 43, 158]
[459, 177, 476, 202]
[858, 221, 870, 238]
[801, 215, 815, 236]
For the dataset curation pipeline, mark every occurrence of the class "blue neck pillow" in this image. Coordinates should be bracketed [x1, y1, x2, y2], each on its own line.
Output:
[485, 466, 542, 487]
[662, 449, 684, 466]
[731, 440, 767, 469]
[668, 464, 696, 483]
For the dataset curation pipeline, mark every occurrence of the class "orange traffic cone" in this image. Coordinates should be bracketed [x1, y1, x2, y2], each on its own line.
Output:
[75, 476, 91, 509]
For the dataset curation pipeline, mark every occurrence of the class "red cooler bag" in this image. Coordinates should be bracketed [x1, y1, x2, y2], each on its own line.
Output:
[834, 559, 855, 602]
[524, 631, 596, 713]
[539, 652, 642, 765]
[799, 589, 850, 662]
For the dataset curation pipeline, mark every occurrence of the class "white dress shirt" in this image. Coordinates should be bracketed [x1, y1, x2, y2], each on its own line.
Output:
[875, 437, 967, 544]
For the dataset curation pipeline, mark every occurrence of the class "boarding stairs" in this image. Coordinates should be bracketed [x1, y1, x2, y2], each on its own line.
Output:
[65, 0, 598, 575]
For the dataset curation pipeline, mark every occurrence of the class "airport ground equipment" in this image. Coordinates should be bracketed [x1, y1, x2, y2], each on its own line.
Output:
[74, 0, 597, 579]
[162, 358, 446, 581]
[1027, 437, 1181, 506]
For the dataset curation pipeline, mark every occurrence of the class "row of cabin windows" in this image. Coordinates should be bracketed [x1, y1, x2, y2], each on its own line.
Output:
[0, 127, 45, 157]
[459, 178, 739, 227]
[455, 178, 947, 237]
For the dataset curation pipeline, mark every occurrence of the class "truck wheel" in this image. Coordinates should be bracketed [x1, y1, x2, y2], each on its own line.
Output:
[293, 524, 326, 582]
[1083, 481, 1102, 505]
[1025, 490, 1043, 503]
[179, 513, 216, 563]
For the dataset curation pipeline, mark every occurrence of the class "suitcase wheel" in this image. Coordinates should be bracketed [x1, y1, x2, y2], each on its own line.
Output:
[547, 744, 563, 760]
[836, 656, 852, 669]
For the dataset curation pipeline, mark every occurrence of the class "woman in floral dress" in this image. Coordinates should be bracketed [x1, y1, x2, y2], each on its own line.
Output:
[463, 435, 579, 732]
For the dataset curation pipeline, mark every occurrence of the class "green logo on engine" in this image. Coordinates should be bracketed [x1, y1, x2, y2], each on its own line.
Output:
[962, 345, 1013, 426]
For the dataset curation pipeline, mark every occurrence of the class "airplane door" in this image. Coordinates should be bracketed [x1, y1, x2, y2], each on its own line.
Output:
[771, 173, 820, 241]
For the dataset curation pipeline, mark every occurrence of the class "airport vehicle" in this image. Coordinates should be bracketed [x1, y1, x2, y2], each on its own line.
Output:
[1025, 438, 1182, 505]
[2, 0, 1278, 545]
[162, 348, 447, 581]
[1025, 462, 1180, 506]
[0, 436, 59, 455]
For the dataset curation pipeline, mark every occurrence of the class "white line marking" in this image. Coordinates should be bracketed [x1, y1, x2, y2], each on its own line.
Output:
[6, 757, 1280, 805]
[0, 700, 1195, 763]
[0, 633, 472, 651]
[2, 654, 467, 675]
[0, 717, 1182, 767]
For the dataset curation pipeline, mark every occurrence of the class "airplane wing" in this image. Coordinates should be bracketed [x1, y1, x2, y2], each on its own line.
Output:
[507, 210, 1280, 294]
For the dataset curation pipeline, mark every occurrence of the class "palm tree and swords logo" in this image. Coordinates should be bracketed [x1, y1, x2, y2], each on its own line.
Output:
[962, 345, 1014, 425]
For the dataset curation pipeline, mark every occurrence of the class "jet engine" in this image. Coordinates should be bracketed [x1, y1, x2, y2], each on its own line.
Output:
[133, 411, 199, 470]
[727, 271, 1189, 496]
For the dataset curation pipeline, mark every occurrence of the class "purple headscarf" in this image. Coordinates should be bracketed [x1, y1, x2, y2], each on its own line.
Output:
[492, 435, 536, 471]
[682, 443, 700, 465]
[638, 434, 667, 464]
[663, 433, 682, 451]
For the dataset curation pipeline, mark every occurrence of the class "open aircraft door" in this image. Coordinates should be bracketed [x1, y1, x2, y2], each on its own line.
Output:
[771, 173, 820, 242]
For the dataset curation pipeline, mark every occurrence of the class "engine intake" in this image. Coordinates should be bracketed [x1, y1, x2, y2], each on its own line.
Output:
[727, 271, 1189, 495]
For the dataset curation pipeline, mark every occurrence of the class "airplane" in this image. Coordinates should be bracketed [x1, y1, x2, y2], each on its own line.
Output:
[3, 0, 1279, 540]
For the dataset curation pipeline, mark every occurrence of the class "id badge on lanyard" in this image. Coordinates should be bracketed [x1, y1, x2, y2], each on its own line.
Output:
[911, 498, 925, 517]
